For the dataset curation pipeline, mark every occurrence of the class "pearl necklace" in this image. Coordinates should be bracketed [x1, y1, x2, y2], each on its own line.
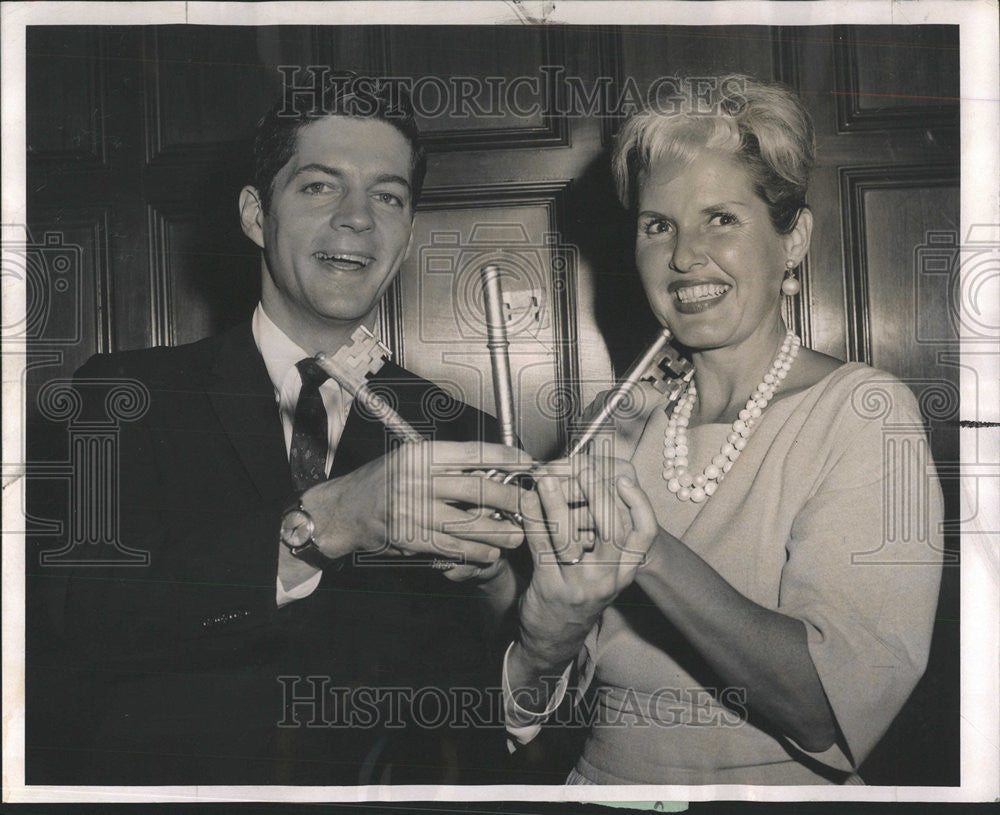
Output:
[663, 330, 801, 503]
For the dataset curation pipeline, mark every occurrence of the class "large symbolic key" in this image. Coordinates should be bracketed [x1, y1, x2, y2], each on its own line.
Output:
[313, 324, 424, 444]
[477, 261, 694, 553]
[314, 325, 506, 570]
[481, 264, 518, 448]
[564, 328, 693, 458]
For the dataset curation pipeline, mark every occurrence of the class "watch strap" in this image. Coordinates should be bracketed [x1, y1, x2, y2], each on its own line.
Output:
[281, 497, 342, 570]
[289, 539, 339, 570]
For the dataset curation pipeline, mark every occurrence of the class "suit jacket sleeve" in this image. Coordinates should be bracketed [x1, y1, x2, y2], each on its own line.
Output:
[60, 351, 290, 676]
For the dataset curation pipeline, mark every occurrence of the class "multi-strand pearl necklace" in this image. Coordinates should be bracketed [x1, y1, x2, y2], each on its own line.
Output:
[663, 330, 801, 503]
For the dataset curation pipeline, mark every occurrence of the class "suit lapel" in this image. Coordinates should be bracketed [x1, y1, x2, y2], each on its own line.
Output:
[207, 324, 293, 501]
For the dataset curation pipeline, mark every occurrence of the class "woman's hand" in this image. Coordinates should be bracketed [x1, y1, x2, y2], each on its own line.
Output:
[516, 456, 657, 667]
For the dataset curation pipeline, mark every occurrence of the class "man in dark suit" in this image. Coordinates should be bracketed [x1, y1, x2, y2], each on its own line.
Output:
[35, 74, 528, 785]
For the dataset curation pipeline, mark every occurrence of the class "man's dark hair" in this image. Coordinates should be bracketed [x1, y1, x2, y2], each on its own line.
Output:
[252, 70, 427, 213]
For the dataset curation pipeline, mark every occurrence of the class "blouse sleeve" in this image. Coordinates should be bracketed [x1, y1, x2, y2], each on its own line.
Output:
[778, 375, 944, 771]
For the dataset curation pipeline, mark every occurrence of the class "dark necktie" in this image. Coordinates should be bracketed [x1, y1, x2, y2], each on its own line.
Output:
[289, 358, 330, 491]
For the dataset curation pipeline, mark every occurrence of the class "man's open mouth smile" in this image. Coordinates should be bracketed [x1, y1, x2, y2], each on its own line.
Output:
[314, 251, 373, 272]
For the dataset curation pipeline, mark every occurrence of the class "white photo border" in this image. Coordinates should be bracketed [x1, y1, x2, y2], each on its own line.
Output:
[2, 0, 997, 805]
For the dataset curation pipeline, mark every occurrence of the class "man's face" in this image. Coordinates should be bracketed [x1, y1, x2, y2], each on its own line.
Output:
[241, 115, 415, 352]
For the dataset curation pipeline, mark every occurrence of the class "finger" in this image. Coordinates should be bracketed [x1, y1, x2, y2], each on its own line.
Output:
[616, 476, 657, 562]
[429, 440, 537, 471]
[422, 532, 505, 566]
[436, 502, 525, 549]
[386, 490, 509, 563]
[535, 473, 584, 565]
[520, 482, 557, 563]
[374, 534, 501, 566]
[610, 456, 639, 484]
[614, 490, 634, 542]
[616, 476, 656, 535]
[432, 473, 526, 517]
[561, 457, 598, 552]
[577, 456, 617, 544]
[564, 459, 586, 505]
[568, 504, 597, 534]
[441, 563, 490, 582]
[542, 456, 583, 505]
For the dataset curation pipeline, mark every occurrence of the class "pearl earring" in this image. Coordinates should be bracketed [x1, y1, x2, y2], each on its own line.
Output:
[781, 260, 801, 296]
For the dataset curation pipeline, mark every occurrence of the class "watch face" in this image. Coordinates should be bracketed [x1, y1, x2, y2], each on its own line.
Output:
[280, 508, 315, 550]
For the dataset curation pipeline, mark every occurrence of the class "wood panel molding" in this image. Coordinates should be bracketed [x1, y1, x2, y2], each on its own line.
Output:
[146, 206, 175, 347]
[832, 25, 959, 134]
[142, 30, 264, 165]
[23, 211, 112, 357]
[598, 26, 625, 148]
[27, 28, 108, 167]
[143, 31, 170, 164]
[771, 26, 801, 89]
[839, 162, 959, 364]
[600, 26, 784, 147]
[145, 199, 259, 348]
[407, 180, 579, 444]
[364, 26, 569, 152]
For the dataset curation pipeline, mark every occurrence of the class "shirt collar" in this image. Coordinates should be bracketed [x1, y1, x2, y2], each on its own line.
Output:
[252, 303, 313, 395]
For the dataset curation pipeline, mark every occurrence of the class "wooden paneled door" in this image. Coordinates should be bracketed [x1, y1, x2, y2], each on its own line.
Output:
[25, 23, 959, 785]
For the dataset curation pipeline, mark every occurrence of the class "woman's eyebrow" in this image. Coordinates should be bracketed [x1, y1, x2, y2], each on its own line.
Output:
[701, 200, 747, 213]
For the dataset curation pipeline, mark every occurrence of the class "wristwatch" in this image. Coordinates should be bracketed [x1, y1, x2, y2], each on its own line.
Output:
[279, 498, 338, 570]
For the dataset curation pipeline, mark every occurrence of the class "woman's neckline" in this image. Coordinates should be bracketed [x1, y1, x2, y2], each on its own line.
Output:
[683, 360, 862, 429]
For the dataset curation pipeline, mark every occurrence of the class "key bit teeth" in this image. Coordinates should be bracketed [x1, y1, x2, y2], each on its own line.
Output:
[315, 325, 392, 394]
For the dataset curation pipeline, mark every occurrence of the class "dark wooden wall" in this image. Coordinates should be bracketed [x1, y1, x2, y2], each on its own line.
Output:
[25, 24, 960, 785]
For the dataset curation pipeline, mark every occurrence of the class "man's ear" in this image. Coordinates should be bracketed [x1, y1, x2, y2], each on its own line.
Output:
[239, 186, 266, 250]
[783, 207, 813, 266]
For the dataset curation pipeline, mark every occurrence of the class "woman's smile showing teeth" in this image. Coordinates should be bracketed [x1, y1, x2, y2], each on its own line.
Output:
[672, 282, 732, 312]
[314, 251, 373, 271]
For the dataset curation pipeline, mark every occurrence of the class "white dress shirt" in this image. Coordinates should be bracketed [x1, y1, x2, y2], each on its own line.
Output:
[251, 304, 353, 606]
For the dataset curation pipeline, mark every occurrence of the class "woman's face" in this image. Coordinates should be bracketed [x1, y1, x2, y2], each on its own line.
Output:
[635, 149, 802, 353]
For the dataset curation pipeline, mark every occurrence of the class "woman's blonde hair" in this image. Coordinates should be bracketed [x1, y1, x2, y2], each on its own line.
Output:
[612, 75, 815, 233]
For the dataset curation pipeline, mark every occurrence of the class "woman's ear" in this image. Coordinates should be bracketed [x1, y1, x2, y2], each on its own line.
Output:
[784, 207, 813, 266]
[239, 186, 266, 249]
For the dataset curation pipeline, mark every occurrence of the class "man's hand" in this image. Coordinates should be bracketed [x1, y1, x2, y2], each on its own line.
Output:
[301, 440, 532, 569]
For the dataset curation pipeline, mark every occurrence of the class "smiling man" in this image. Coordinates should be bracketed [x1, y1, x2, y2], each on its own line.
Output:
[52, 74, 527, 786]
[242, 115, 416, 350]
